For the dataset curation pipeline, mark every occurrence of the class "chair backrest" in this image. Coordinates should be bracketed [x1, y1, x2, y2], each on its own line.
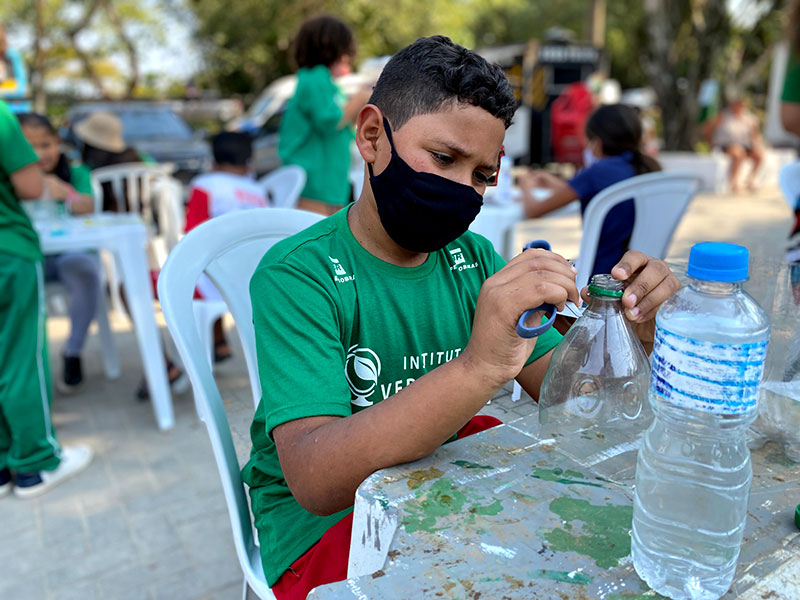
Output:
[91, 162, 174, 217]
[258, 165, 306, 209]
[157, 208, 324, 598]
[574, 171, 702, 291]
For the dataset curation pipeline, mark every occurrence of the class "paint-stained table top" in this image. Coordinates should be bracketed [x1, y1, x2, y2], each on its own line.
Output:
[308, 413, 800, 599]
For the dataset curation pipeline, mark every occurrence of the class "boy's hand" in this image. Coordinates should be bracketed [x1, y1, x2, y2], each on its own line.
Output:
[580, 250, 680, 323]
[464, 248, 580, 387]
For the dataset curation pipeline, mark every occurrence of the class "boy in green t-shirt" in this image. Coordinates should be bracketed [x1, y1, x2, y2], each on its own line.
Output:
[242, 36, 680, 599]
[0, 100, 92, 499]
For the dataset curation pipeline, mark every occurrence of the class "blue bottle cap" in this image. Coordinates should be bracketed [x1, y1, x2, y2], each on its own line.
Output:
[687, 242, 749, 282]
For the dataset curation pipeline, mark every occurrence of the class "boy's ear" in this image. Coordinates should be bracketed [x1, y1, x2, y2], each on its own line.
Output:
[355, 104, 383, 164]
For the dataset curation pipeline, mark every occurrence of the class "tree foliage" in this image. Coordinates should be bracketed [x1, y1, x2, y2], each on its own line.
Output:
[1, 0, 167, 102]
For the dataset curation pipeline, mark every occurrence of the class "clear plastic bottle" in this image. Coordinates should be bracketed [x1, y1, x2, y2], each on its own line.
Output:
[632, 242, 770, 600]
[539, 274, 652, 437]
[748, 263, 800, 462]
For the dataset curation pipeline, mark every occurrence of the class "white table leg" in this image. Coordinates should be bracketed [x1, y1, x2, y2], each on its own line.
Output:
[116, 231, 174, 430]
[95, 287, 121, 379]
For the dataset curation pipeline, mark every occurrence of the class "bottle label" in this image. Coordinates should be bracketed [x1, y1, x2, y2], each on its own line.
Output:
[651, 327, 767, 414]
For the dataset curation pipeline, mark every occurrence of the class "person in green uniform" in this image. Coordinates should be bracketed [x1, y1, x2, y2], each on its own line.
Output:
[243, 36, 681, 599]
[19, 112, 101, 392]
[278, 15, 371, 216]
[0, 100, 92, 499]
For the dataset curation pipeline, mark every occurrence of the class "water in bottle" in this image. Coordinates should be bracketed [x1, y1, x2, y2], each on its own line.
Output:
[539, 274, 652, 438]
[632, 242, 770, 600]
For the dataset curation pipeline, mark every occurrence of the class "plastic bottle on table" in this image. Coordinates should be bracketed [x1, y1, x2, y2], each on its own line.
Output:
[538, 274, 652, 437]
[632, 242, 770, 600]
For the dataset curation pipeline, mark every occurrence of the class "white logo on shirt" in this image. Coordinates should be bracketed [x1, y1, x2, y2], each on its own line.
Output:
[449, 247, 466, 266]
[449, 247, 478, 273]
[329, 256, 355, 283]
[345, 345, 382, 406]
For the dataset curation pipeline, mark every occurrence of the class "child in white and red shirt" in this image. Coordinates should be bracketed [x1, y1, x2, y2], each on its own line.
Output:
[185, 131, 269, 361]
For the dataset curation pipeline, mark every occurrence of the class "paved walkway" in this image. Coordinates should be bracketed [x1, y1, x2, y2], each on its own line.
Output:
[0, 185, 793, 599]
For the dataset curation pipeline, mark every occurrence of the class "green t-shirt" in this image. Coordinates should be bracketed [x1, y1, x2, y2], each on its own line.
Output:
[0, 100, 41, 261]
[782, 53, 800, 104]
[278, 65, 353, 206]
[68, 162, 93, 196]
[241, 207, 562, 585]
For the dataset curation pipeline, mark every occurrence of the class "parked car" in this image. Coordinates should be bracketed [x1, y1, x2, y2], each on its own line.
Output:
[232, 57, 389, 176]
[63, 102, 212, 183]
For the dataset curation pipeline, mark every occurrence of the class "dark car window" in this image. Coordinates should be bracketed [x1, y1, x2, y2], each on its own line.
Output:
[119, 110, 193, 141]
[257, 104, 287, 137]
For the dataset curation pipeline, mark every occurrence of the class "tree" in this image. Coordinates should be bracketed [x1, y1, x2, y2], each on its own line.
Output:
[1, 0, 168, 104]
[641, 0, 788, 150]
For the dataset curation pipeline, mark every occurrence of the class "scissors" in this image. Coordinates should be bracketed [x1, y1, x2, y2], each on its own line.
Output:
[516, 240, 559, 338]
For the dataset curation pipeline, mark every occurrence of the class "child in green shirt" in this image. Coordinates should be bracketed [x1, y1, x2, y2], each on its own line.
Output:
[243, 36, 680, 599]
[0, 100, 92, 499]
[278, 15, 371, 216]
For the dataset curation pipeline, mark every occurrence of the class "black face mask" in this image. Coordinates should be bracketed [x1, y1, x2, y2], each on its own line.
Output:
[367, 117, 484, 253]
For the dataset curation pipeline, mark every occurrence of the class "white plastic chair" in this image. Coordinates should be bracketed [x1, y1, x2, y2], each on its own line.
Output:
[512, 171, 702, 402]
[91, 164, 182, 313]
[257, 166, 306, 208]
[157, 208, 324, 599]
[573, 171, 702, 292]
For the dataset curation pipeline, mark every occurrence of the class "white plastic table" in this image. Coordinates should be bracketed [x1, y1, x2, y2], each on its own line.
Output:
[469, 200, 525, 259]
[36, 213, 174, 430]
[472, 189, 580, 260]
[308, 415, 800, 599]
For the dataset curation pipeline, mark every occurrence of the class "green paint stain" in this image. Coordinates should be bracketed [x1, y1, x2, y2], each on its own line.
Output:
[470, 498, 503, 516]
[406, 466, 444, 490]
[531, 467, 603, 488]
[544, 497, 633, 569]
[451, 460, 493, 470]
[402, 478, 467, 533]
[529, 569, 592, 585]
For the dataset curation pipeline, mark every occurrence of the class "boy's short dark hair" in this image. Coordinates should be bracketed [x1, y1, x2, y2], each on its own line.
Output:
[212, 132, 252, 166]
[368, 35, 517, 130]
[293, 16, 355, 69]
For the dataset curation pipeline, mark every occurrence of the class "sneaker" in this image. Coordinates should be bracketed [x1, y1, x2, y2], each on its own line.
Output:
[0, 468, 11, 498]
[14, 445, 93, 499]
[56, 355, 83, 394]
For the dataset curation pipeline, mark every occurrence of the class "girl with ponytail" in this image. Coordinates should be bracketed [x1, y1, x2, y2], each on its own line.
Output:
[519, 103, 661, 276]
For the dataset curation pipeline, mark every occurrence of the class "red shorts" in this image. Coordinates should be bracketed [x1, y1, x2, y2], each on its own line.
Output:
[271, 415, 502, 600]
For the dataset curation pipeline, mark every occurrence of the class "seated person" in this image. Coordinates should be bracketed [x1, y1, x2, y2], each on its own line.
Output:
[185, 131, 269, 361]
[705, 97, 764, 193]
[242, 36, 680, 600]
[19, 112, 100, 392]
[519, 104, 661, 277]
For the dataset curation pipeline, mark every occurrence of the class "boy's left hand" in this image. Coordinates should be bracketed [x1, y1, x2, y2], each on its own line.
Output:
[580, 250, 681, 323]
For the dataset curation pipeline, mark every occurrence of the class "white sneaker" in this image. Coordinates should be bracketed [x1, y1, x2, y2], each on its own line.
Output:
[14, 445, 93, 499]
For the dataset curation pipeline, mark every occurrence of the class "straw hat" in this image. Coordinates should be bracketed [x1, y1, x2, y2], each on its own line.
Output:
[73, 112, 126, 153]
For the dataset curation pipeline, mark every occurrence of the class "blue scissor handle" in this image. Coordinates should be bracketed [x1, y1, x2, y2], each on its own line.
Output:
[516, 240, 558, 338]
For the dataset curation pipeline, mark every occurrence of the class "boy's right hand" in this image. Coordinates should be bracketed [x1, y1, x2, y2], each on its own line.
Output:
[462, 248, 579, 388]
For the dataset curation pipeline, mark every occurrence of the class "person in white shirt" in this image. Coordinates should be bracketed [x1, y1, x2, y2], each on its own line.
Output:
[185, 131, 269, 361]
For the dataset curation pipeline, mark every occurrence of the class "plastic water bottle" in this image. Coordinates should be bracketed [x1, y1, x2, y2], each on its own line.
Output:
[632, 243, 770, 600]
[539, 274, 652, 437]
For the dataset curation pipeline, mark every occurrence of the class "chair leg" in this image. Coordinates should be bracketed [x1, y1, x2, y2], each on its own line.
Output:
[101, 250, 126, 316]
[512, 380, 522, 402]
[95, 288, 121, 379]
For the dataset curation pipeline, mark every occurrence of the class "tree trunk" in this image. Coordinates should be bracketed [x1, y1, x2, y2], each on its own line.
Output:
[642, 0, 729, 151]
